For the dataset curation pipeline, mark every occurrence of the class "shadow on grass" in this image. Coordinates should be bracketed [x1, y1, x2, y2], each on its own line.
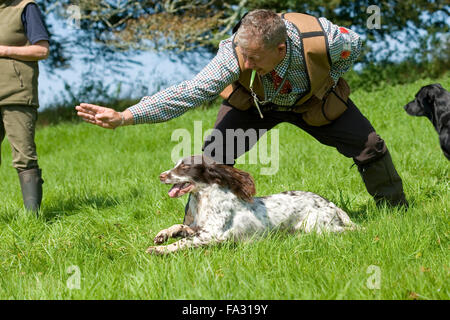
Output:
[146, 230, 311, 258]
[341, 204, 371, 224]
[0, 196, 119, 224]
[41, 189, 141, 222]
[333, 190, 372, 224]
[145, 241, 242, 259]
[339, 197, 411, 225]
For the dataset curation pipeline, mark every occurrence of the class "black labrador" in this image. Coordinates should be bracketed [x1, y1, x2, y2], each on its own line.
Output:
[404, 83, 450, 160]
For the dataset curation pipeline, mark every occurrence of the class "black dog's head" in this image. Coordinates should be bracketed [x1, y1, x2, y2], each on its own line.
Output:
[403, 83, 450, 160]
[404, 83, 445, 119]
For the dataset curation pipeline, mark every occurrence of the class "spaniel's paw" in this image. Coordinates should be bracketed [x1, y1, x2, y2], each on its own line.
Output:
[145, 245, 168, 255]
[153, 230, 169, 244]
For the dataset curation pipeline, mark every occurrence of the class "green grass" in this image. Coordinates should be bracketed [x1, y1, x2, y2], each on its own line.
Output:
[0, 76, 449, 300]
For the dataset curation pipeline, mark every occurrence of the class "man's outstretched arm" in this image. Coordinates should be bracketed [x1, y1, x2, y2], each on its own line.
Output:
[75, 38, 240, 129]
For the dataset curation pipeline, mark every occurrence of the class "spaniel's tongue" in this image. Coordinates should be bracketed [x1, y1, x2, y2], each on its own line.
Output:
[168, 182, 195, 198]
[168, 183, 184, 198]
[168, 183, 193, 198]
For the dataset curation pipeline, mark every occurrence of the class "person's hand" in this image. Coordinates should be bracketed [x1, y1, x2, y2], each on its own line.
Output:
[75, 103, 124, 129]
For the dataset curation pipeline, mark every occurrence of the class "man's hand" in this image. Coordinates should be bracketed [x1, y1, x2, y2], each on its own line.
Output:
[75, 103, 133, 129]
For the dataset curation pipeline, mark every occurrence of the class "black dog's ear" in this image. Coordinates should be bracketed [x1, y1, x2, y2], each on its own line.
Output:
[428, 84, 443, 99]
[422, 85, 442, 117]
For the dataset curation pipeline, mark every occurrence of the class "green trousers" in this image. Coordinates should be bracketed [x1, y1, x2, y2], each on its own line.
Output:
[0, 105, 38, 171]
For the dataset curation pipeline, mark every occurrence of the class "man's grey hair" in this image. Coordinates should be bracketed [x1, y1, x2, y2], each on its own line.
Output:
[235, 9, 287, 49]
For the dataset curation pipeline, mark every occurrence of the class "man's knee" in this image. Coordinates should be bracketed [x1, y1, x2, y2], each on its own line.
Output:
[353, 131, 387, 165]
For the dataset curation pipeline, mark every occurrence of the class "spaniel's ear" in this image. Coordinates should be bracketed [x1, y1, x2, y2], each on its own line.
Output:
[215, 165, 256, 202]
[233, 169, 256, 203]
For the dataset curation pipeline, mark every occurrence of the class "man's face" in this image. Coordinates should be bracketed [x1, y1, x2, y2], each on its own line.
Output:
[238, 41, 286, 76]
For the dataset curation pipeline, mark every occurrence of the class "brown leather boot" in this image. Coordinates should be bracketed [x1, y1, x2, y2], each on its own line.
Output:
[358, 151, 408, 208]
[18, 168, 44, 213]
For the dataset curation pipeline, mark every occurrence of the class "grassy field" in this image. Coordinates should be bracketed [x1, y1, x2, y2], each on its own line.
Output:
[0, 76, 448, 300]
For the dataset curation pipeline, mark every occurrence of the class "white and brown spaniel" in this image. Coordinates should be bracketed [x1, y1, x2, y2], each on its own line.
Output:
[146, 155, 356, 255]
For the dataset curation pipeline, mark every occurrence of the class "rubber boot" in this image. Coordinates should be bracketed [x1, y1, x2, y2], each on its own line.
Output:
[358, 151, 408, 208]
[18, 168, 44, 213]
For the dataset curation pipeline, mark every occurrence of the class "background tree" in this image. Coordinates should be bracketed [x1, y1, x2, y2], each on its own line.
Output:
[39, 0, 448, 65]
[36, 0, 448, 98]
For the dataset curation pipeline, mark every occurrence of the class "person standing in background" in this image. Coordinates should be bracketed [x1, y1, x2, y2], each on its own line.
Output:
[0, 0, 50, 213]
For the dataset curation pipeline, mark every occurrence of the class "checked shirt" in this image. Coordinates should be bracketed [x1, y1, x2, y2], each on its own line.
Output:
[128, 17, 362, 124]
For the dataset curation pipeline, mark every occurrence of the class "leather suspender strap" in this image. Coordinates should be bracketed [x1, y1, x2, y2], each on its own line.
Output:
[280, 13, 334, 107]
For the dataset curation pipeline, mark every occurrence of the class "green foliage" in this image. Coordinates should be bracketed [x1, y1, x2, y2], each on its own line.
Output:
[0, 75, 449, 299]
[344, 61, 450, 92]
[38, 1, 449, 70]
